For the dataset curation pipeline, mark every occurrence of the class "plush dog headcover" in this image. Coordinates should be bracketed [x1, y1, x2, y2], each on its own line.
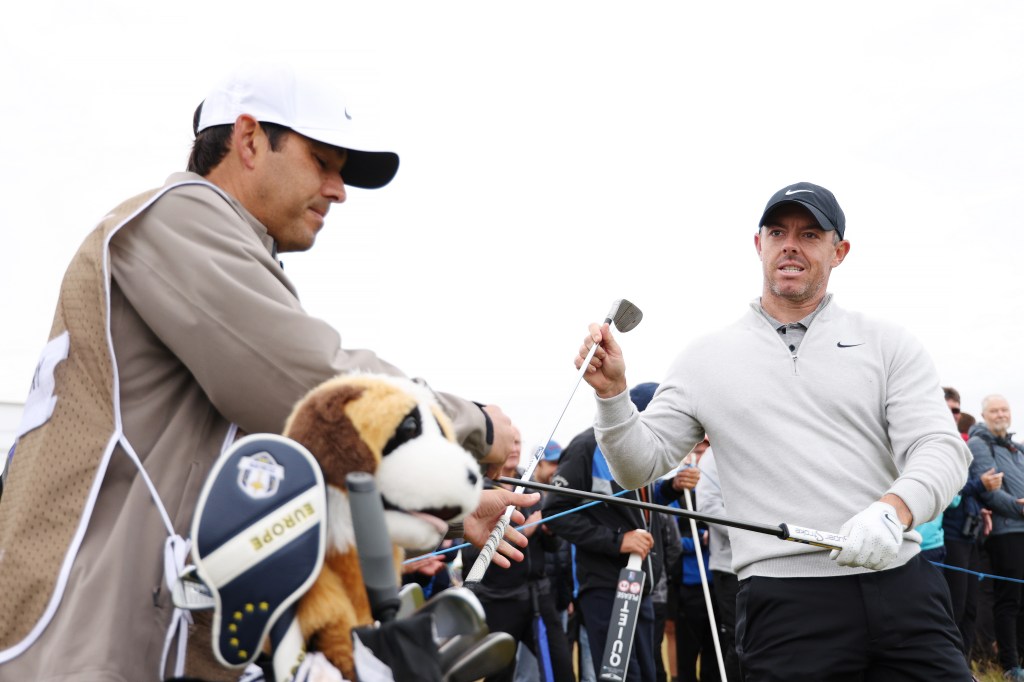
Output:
[282, 373, 482, 678]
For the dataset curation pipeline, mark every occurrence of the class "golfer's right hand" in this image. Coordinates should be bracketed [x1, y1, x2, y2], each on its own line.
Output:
[577, 322, 627, 398]
[620, 529, 654, 559]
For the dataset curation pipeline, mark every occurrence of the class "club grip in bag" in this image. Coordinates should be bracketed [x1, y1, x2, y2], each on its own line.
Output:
[347, 472, 400, 622]
[598, 549, 646, 681]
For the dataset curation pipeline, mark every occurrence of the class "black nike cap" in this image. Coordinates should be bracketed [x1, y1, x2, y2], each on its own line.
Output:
[758, 181, 846, 240]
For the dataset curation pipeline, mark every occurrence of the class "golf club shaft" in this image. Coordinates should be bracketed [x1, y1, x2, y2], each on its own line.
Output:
[464, 305, 623, 584]
[498, 477, 849, 551]
[681, 485, 727, 681]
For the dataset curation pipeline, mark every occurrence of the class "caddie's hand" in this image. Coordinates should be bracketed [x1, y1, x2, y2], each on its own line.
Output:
[829, 501, 905, 570]
[620, 529, 654, 559]
[577, 322, 628, 399]
[463, 488, 540, 568]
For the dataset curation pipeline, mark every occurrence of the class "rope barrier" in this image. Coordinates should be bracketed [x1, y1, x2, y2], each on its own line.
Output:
[930, 560, 1024, 584]
[402, 489, 632, 564]
[405, 490, 1024, 586]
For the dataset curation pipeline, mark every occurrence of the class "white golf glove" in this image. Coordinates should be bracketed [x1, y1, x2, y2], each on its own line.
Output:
[829, 501, 906, 571]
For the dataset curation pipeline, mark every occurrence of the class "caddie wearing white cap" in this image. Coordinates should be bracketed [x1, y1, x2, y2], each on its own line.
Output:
[0, 63, 531, 681]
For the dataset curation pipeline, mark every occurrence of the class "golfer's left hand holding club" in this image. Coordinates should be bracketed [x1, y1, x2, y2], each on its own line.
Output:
[829, 496, 918, 570]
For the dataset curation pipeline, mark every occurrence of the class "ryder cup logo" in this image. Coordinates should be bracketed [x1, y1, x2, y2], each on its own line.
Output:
[237, 452, 285, 499]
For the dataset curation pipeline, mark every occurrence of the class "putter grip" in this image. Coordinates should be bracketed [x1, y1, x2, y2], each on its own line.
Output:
[464, 509, 512, 584]
[347, 472, 400, 621]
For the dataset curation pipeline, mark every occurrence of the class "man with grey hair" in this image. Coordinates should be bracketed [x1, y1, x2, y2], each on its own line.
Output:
[969, 394, 1024, 679]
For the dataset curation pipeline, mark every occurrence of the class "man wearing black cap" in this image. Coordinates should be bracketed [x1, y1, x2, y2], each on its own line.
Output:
[574, 182, 973, 680]
[0, 63, 529, 681]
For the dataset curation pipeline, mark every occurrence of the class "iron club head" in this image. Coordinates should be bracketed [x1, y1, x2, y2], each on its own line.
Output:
[463, 298, 644, 587]
[417, 586, 487, 642]
[606, 298, 642, 333]
[443, 631, 516, 682]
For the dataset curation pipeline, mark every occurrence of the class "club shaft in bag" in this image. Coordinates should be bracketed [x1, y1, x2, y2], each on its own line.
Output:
[464, 299, 643, 584]
[498, 476, 849, 551]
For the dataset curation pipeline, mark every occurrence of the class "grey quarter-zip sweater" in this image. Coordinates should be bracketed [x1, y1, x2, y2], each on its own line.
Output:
[593, 295, 970, 580]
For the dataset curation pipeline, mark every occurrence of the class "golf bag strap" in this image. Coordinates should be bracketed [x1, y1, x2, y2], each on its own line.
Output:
[161, 534, 194, 679]
[134, 422, 238, 679]
[113, 431, 187, 678]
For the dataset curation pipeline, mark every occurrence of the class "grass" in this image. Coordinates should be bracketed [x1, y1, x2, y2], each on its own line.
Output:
[974, 660, 1009, 681]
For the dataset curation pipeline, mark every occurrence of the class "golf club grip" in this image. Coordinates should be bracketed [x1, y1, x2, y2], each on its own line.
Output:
[780, 523, 849, 550]
[346, 472, 400, 621]
[464, 507, 513, 584]
[464, 441, 549, 586]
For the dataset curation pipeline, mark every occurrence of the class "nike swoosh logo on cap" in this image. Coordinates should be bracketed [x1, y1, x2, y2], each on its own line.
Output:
[785, 189, 814, 195]
[837, 342, 864, 348]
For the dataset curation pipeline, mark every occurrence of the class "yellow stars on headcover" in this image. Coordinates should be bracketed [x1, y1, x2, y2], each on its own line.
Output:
[227, 601, 269, 661]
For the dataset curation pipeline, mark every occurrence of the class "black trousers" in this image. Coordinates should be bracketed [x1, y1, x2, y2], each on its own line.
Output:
[675, 582, 721, 682]
[480, 594, 575, 682]
[943, 537, 981, 662]
[985, 533, 1024, 671]
[654, 600, 668, 682]
[735, 555, 971, 681]
[711, 570, 745, 682]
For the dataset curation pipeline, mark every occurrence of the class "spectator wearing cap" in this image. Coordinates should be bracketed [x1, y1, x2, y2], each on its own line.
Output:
[513, 439, 577, 682]
[536, 440, 563, 485]
[543, 382, 676, 682]
[462, 430, 575, 682]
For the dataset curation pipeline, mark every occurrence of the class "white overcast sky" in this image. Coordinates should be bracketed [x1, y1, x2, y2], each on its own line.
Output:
[2, 1, 1023, 454]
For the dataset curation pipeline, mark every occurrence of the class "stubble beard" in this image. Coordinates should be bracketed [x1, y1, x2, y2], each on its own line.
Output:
[766, 270, 825, 306]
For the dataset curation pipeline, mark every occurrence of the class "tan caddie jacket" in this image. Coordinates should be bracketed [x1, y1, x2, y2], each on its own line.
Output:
[0, 173, 490, 681]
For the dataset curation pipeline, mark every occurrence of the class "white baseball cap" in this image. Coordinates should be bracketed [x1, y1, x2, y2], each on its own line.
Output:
[195, 63, 399, 189]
